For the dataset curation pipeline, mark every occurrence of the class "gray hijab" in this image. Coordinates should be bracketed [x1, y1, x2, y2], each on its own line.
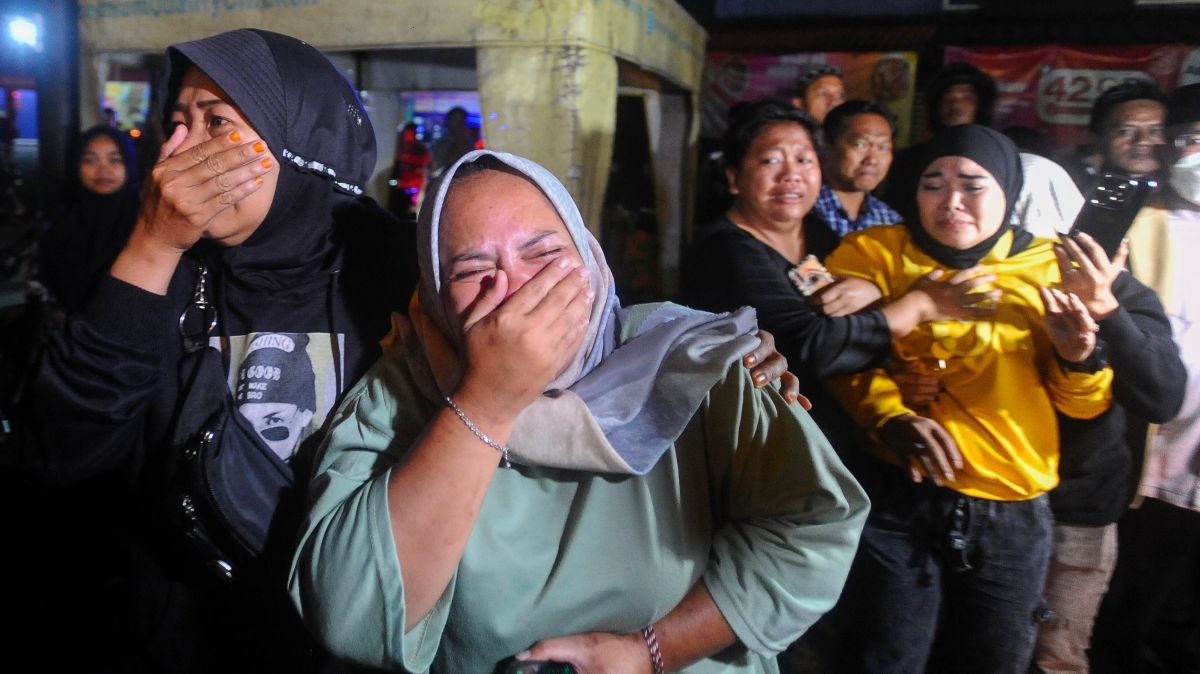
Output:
[406, 150, 759, 474]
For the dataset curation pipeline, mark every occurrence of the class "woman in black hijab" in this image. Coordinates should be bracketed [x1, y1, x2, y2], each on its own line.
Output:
[23, 29, 417, 672]
[38, 125, 139, 312]
[823, 125, 1114, 673]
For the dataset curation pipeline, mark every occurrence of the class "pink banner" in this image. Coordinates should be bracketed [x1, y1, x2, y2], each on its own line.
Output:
[703, 51, 919, 146]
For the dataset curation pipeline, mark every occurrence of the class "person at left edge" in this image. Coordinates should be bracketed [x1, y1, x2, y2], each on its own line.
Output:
[18, 29, 418, 672]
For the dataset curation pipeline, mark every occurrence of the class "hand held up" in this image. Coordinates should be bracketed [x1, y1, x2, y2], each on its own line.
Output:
[455, 260, 595, 428]
[111, 127, 275, 294]
[909, 266, 1000, 323]
[1039, 286, 1098, 363]
[1054, 232, 1126, 321]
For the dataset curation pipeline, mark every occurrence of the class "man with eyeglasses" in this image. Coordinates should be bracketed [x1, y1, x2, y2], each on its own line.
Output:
[1091, 82, 1200, 674]
[810, 100, 901, 238]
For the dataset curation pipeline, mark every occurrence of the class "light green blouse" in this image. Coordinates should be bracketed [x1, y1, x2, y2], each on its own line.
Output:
[289, 322, 868, 673]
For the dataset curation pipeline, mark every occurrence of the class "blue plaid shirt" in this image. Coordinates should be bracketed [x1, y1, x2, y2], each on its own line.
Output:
[811, 184, 902, 238]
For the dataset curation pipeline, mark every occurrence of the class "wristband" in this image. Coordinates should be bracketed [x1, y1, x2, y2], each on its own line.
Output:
[1056, 340, 1108, 374]
[444, 395, 511, 468]
[641, 624, 665, 674]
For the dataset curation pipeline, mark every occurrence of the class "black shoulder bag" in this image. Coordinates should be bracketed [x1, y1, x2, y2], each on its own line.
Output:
[164, 263, 298, 583]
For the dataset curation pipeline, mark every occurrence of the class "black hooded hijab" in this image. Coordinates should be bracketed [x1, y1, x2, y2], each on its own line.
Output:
[166, 29, 376, 290]
[39, 125, 140, 312]
[22, 31, 416, 671]
[163, 29, 415, 384]
[925, 62, 997, 132]
[908, 124, 1032, 269]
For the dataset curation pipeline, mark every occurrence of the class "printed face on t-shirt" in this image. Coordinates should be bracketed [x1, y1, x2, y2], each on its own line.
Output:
[223, 331, 343, 462]
[238, 401, 316, 461]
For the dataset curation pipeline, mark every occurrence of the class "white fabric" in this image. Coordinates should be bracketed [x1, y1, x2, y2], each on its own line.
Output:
[1011, 153, 1085, 237]
[1139, 206, 1200, 510]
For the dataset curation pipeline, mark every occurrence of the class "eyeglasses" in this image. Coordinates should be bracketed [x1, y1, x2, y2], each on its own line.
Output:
[1174, 133, 1200, 150]
[1112, 125, 1164, 141]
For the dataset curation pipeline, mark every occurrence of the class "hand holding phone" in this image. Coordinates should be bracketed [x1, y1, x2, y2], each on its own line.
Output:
[1053, 231, 1126, 321]
[1066, 172, 1156, 259]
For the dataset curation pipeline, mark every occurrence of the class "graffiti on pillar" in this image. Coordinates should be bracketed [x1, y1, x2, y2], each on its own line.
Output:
[552, 45, 586, 107]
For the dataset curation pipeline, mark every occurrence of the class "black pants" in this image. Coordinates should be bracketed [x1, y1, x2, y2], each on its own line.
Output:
[837, 461, 1053, 674]
[1091, 497, 1200, 674]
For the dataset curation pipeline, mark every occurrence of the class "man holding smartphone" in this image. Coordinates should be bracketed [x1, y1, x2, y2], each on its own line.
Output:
[1091, 82, 1200, 674]
[1030, 80, 1182, 674]
[1031, 231, 1184, 674]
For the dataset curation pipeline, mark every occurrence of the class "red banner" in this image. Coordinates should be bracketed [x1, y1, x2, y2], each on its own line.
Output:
[945, 45, 1200, 152]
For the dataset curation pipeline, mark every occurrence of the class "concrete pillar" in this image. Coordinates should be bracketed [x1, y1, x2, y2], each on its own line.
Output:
[475, 43, 617, 235]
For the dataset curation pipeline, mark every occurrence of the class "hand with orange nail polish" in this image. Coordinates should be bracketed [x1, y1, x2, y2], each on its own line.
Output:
[110, 70, 279, 295]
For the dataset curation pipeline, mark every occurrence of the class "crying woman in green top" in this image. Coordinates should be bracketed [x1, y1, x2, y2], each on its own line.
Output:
[288, 150, 869, 674]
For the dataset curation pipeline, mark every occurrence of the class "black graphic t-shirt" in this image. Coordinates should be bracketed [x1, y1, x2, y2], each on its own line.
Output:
[219, 331, 345, 462]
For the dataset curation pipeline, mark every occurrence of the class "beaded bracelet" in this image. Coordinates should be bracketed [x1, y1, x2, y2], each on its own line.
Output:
[444, 395, 511, 468]
[641, 624, 665, 674]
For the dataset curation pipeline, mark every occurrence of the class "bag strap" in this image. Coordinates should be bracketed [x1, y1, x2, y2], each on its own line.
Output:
[168, 262, 226, 448]
[179, 261, 218, 354]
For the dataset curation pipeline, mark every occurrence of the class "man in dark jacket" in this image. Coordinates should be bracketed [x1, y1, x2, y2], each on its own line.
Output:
[1031, 232, 1185, 673]
[1090, 81, 1200, 674]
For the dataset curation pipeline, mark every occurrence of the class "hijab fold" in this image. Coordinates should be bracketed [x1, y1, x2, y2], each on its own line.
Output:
[402, 150, 760, 474]
[908, 124, 1032, 269]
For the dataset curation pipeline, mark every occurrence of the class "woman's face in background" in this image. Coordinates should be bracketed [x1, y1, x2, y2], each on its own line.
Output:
[79, 135, 127, 195]
[169, 67, 279, 246]
[916, 155, 1007, 249]
[725, 121, 821, 230]
[439, 170, 585, 333]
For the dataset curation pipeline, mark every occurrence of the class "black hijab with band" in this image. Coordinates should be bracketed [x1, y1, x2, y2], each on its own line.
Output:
[22, 31, 415, 672]
[166, 29, 392, 291]
[163, 29, 415, 379]
[908, 124, 1032, 269]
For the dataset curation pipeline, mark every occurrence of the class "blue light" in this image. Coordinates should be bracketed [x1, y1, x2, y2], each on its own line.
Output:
[8, 17, 37, 48]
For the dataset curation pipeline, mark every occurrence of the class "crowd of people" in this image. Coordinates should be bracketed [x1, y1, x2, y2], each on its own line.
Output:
[1, 31, 1196, 674]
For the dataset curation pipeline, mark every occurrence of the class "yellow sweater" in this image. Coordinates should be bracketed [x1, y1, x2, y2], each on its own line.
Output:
[824, 225, 1113, 501]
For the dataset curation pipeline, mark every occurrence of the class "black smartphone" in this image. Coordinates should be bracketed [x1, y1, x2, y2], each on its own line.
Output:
[1067, 172, 1157, 259]
[501, 660, 577, 674]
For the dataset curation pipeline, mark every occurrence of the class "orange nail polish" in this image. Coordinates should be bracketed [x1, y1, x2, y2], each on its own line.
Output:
[261, 158, 272, 169]
[230, 131, 242, 143]
[254, 177, 263, 185]
[253, 141, 265, 153]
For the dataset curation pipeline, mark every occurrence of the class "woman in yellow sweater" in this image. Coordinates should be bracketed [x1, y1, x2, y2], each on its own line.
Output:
[824, 125, 1113, 673]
